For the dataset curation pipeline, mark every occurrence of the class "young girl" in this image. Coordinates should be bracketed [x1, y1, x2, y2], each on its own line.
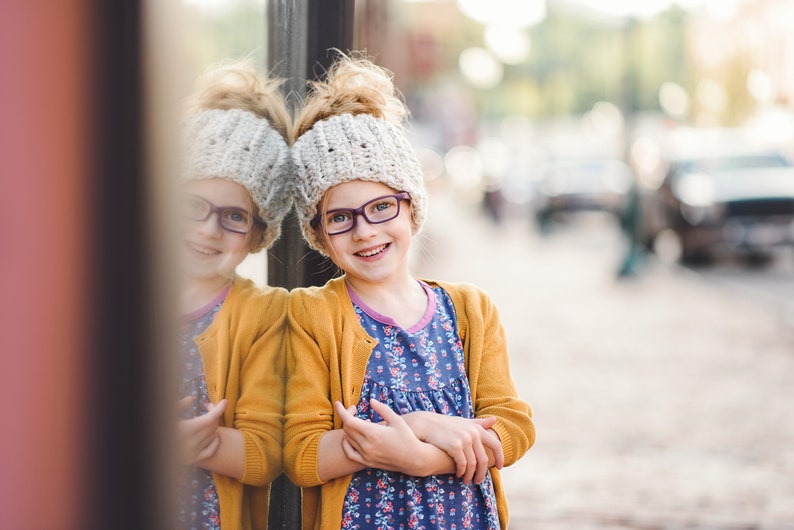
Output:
[177, 60, 292, 530]
[284, 55, 535, 529]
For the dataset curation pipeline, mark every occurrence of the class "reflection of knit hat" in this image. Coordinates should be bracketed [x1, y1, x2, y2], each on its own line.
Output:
[291, 113, 427, 254]
[183, 108, 291, 251]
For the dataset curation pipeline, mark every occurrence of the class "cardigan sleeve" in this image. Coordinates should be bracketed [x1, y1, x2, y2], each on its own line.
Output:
[442, 281, 536, 467]
[234, 285, 289, 487]
[283, 288, 336, 487]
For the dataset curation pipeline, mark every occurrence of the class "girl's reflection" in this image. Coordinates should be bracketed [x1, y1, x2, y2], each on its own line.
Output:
[176, 59, 292, 530]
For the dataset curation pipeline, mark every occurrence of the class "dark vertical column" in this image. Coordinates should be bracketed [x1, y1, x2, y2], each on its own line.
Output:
[88, 2, 166, 529]
[267, 0, 313, 291]
[305, 0, 357, 78]
[268, 0, 356, 292]
[266, 1, 356, 528]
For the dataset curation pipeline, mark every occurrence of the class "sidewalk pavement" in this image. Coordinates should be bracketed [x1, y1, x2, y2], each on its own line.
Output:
[415, 187, 794, 529]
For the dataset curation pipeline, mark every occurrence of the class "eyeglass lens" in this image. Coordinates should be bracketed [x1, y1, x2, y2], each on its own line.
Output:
[183, 195, 253, 234]
[324, 194, 404, 235]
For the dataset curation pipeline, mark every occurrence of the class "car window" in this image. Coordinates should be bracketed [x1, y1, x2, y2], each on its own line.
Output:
[680, 154, 790, 173]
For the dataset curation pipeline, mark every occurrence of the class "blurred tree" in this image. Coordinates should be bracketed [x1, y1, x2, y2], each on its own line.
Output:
[629, 8, 692, 113]
[721, 54, 757, 126]
[182, 2, 267, 72]
[392, 2, 696, 123]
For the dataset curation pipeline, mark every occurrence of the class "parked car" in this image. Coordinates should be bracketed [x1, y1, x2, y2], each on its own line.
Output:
[534, 157, 634, 230]
[640, 151, 794, 263]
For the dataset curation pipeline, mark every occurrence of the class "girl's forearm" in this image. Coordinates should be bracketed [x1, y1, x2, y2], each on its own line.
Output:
[317, 429, 459, 480]
[317, 429, 367, 481]
[409, 442, 458, 477]
[197, 426, 245, 480]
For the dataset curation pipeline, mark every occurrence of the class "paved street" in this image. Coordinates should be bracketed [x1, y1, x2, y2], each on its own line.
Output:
[415, 187, 794, 529]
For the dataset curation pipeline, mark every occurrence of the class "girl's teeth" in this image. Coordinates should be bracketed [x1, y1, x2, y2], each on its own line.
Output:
[358, 244, 386, 257]
[191, 243, 218, 255]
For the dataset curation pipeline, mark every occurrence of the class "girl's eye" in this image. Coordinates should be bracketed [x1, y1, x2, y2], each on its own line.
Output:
[223, 209, 250, 225]
[185, 197, 207, 217]
[367, 199, 397, 219]
[328, 212, 352, 225]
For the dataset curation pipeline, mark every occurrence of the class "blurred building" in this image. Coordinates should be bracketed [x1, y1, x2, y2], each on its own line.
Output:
[688, 0, 794, 126]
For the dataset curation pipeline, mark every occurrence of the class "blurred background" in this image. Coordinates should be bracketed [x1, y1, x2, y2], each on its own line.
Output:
[3, 0, 793, 528]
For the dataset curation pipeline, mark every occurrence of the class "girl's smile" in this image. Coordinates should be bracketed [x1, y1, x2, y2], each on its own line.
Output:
[354, 242, 390, 259]
[186, 240, 223, 260]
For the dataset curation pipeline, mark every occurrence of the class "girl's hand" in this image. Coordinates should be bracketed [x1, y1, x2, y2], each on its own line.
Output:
[334, 399, 438, 476]
[176, 398, 227, 466]
[403, 411, 504, 484]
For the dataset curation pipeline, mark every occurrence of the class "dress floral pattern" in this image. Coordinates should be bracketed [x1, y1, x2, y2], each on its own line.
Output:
[176, 296, 226, 530]
[341, 282, 499, 530]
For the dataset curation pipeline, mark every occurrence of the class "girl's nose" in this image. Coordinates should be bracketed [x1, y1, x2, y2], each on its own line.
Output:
[350, 213, 377, 239]
[196, 212, 224, 237]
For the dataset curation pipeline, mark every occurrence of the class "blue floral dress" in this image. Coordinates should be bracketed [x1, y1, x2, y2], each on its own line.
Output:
[176, 287, 229, 530]
[341, 282, 499, 530]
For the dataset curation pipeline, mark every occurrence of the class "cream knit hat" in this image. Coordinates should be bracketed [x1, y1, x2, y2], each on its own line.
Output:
[183, 107, 291, 251]
[291, 112, 427, 254]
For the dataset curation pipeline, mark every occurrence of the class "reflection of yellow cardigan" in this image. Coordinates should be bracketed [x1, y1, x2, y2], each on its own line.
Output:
[196, 276, 288, 530]
[284, 276, 535, 530]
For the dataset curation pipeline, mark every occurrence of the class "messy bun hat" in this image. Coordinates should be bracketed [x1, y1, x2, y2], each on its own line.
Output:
[182, 60, 292, 252]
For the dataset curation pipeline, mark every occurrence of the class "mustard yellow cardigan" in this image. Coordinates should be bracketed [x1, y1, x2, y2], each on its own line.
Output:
[284, 276, 535, 529]
[196, 276, 288, 529]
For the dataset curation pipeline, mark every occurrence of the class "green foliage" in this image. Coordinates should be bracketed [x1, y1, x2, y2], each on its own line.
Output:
[721, 54, 757, 126]
[469, 8, 693, 120]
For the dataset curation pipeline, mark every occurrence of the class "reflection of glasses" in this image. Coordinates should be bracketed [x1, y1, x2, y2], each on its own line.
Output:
[183, 194, 264, 235]
[311, 193, 411, 236]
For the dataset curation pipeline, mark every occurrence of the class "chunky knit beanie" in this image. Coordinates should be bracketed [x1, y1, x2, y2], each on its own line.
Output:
[183, 107, 291, 251]
[291, 112, 427, 254]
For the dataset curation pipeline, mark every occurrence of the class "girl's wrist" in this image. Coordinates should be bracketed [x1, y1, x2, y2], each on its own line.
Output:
[401, 411, 432, 441]
[409, 441, 455, 477]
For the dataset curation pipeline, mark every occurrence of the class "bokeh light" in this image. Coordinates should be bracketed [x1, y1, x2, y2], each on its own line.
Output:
[458, 47, 504, 89]
[456, 0, 546, 27]
[659, 82, 691, 120]
[484, 25, 531, 65]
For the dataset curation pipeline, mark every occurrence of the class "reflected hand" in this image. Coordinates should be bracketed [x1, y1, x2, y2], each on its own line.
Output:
[176, 398, 227, 466]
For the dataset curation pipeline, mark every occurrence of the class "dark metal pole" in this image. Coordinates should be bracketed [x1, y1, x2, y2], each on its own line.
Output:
[266, 1, 356, 528]
[267, 0, 313, 292]
[268, 0, 356, 290]
[88, 1, 170, 528]
[266, 0, 357, 293]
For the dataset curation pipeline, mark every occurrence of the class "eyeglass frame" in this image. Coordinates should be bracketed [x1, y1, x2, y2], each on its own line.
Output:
[183, 193, 266, 235]
[310, 192, 412, 236]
